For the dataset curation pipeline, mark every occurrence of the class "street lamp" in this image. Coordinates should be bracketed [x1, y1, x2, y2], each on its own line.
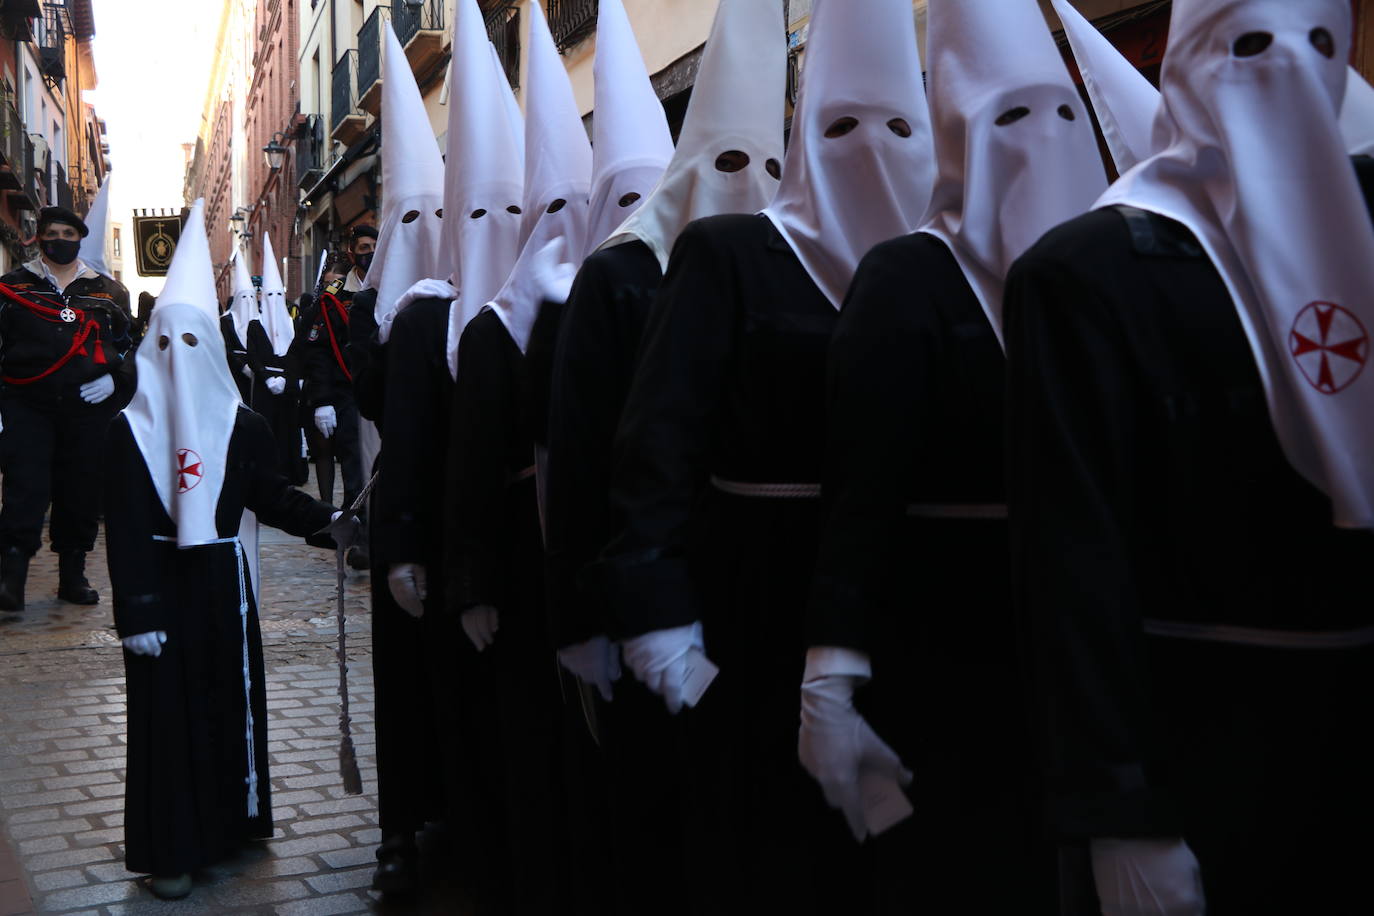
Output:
[229, 208, 246, 235]
[263, 132, 288, 172]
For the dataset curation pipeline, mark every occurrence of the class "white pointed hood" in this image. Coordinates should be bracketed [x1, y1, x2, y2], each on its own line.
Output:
[492, 42, 526, 166]
[1100, 0, 1374, 528]
[763, 0, 934, 308]
[603, 0, 786, 270]
[585, 0, 674, 256]
[258, 233, 294, 356]
[921, 0, 1106, 344]
[1051, 0, 1160, 173]
[1340, 66, 1374, 155]
[228, 247, 257, 342]
[441, 0, 526, 377]
[489, 0, 593, 354]
[123, 200, 242, 548]
[364, 21, 447, 330]
[78, 175, 112, 278]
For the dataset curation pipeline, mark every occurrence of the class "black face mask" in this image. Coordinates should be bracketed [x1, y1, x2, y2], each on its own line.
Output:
[40, 238, 81, 266]
[354, 251, 374, 273]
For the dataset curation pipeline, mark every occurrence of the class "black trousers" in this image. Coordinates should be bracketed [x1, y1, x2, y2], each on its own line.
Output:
[331, 394, 366, 515]
[0, 392, 113, 556]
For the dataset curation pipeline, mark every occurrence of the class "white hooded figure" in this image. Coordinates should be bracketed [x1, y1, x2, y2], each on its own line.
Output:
[920, 0, 1108, 344]
[441, 0, 526, 378]
[602, 0, 787, 270]
[228, 248, 258, 349]
[78, 174, 113, 278]
[486, 0, 593, 355]
[258, 233, 294, 359]
[761, 0, 935, 308]
[1100, 0, 1374, 529]
[1051, 0, 1161, 174]
[1340, 65, 1374, 155]
[365, 21, 446, 335]
[583, 0, 675, 256]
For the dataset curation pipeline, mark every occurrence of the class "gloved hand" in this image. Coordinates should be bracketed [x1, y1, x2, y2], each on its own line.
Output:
[621, 621, 704, 714]
[314, 405, 337, 437]
[531, 237, 578, 305]
[387, 563, 427, 618]
[1090, 838, 1206, 916]
[558, 635, 623, 702]
[240, 363, 253, 379]
[79, 374, 115, 404]
[461, 605, 500, 652]
[122, 631, 168, 657]
[798, 648, 912, 842]
[265, 376, 286, 395]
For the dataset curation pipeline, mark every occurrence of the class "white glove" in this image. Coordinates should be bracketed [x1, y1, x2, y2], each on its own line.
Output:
[387, 563, 427, 618]
[1090, 838, 1206, 916]
[265, 376, 286, 395]
[122, 631, 168, 657]
[314, 405, 337, 437]
[531, 237, 578, 305]
[461, 605, 500, 652]
[0, 410, 4, 434]
[79, 374, 115, 404]
[798, 648, 912, 842]
[558, 635, 623, 702]
[621, 621, 704, 714]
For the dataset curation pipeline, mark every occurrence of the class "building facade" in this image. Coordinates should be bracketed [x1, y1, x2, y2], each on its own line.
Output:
[0, 0, 110, 276]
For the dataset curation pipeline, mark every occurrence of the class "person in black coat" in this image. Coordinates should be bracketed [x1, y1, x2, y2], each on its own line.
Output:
[0, 206, 133, 610]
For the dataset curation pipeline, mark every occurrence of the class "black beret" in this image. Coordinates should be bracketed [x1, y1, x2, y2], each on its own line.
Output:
[349, 224, 378, 243]
[38, 206, 89, 238]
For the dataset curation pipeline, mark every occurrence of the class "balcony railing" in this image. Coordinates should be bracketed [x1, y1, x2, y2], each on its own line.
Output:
[296, 114, 324, 189]
[393, 0, 442, 48]
[55, 160, 72, 210]
[485, 4, 520, 88]
[0, 99, 32, 194]
[357, 6, 390, 106]
[39, 1, 69, 87]
[332, 49, 360, 132]
[548, 0, 597, 52]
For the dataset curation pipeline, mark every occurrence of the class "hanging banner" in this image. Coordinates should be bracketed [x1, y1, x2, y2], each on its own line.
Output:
[132, 208, 185, 277]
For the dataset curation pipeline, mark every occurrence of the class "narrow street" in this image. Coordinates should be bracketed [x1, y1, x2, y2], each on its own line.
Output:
[0, 476, 466, 915]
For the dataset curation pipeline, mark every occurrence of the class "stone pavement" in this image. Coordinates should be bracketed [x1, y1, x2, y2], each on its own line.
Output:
[0, 474, 473, 915]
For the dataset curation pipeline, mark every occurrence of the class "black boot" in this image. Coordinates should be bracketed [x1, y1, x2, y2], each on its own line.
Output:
[57, 551, 99, 605]
[0, 549, 28, 612]
[371, 834, 419, 895]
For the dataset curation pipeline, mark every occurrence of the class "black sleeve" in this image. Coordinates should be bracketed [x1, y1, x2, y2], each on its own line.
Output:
[245, 322, 277, 379]
[303, 312, 337, 409]
[239, 410, 337, 540]
[103, 417, 173, 637]
[373, 300, 448, 566]
[347, 290, 386, 423]
[445, 314, 514, 612]
[544, 260, 631, 646]
[523, 298, 563, 447]
[588, 225, 736, 638]
[807, 242, 940, 653]
[221, 317, 250, 382]
[1004, 242, 1182, 839]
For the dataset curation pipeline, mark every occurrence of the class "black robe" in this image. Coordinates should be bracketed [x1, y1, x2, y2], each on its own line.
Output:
[811, 233, 1049, 913]
[220, 315, 252, 405]
[365, 294, 456, 844]
[591, 214, 868, 915]
[540, 239, 698, 916]
[447, 307, 590, 914]
[1004, 198, 1374, 913]
[245, 320, 306, 485]
[103, 408, 334, 876]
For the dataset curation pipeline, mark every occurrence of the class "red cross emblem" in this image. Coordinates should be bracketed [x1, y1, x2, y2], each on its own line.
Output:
[1289, 302, 1368, 395]
[59, 307, 77, 323]
[176, 448, 204, 493]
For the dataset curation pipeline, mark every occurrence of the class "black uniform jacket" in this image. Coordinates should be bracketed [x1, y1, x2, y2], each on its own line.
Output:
[303, 288, 356, 409]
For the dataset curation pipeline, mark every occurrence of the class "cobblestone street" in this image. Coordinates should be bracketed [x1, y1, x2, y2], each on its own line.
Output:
[0, 476, 471, 915]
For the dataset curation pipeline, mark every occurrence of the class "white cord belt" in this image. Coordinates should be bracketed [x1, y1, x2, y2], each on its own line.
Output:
[1143, 618, 1374, 650]
[905, 503, 1008, 520]
[151, 534, 259, 816]
[710, 476, 822, 499]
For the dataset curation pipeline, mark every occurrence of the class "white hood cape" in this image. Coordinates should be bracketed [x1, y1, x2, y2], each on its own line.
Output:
[77, 175, 112, 278]
[1099, 0, 1374, 528]
[228, 248, 258, 344]
[258, 232, 294, 357]
[762, 0, 935, 309]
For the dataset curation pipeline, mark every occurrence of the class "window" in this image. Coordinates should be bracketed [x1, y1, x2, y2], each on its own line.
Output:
[112, 227, 121, 257]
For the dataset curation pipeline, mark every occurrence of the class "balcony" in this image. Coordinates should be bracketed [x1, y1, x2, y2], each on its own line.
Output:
[548, 0, 596, 53]
[357, 5, 391, 116]
[0, 100, 37, 206]
[39, 2, 69, 88]
[485, 3, 520, 89]
[331, 50, 367, 145]
[393, 0, 445, 77]
[54, 160, 72, 210]
[297, 114, 325, 190]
